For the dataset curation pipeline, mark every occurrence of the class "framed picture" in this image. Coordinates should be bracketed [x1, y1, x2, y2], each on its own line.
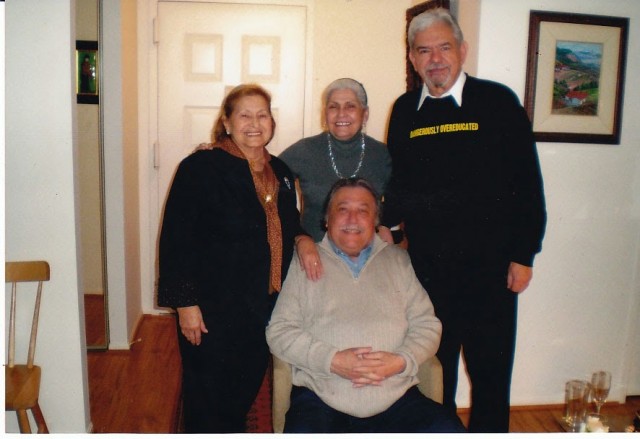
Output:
[524, 11, 628, 144]
[76, 40, 99, 104]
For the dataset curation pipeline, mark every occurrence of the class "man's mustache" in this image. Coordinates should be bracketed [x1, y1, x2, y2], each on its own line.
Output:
[340, 224, 364, 233]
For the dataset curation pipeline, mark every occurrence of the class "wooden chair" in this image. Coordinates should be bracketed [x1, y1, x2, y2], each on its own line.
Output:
[272, 354, 444, 433]
[5, 261, 50, 433]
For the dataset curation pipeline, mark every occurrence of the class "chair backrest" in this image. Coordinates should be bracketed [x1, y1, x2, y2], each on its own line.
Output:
[5, 261, 50, 369]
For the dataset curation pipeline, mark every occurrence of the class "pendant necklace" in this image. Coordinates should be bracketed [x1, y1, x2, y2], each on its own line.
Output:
[249, 159, 275, 204]
[327, 132, 366, 178]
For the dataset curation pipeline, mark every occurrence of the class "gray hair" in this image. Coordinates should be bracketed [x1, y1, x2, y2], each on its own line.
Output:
[408, 8, 464, 49]
[322, 78, 368, 109]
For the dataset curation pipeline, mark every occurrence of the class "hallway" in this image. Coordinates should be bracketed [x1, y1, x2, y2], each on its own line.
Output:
[87, 315, 182, 433]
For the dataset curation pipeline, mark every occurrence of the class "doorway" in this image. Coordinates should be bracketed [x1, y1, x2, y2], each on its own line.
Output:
[77, 0, 109, 349]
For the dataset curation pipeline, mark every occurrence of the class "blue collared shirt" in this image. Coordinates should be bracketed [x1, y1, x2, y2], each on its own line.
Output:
[328, 238, 374, 278]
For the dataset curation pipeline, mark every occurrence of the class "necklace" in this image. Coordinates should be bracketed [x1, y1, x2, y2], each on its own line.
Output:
[249, 167, 277, 204]
[327, 132, 366, 179]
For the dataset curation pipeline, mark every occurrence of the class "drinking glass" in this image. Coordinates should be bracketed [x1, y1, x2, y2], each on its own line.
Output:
[565, 379, 590, 432]
[591, 371, 612, 415]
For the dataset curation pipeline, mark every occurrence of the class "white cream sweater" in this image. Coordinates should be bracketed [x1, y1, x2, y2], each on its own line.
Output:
[266, 235, 442, 418]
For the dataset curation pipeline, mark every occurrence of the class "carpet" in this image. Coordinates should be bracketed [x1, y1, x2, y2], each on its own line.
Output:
[246, 359, 274, 433]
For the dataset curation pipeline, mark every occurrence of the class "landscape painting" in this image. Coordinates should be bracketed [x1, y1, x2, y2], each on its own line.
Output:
[524, 11, 628, 144]
[552, 41, 602, 116]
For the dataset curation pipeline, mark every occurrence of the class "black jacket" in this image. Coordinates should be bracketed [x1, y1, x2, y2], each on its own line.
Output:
[158, 148, 303, 330]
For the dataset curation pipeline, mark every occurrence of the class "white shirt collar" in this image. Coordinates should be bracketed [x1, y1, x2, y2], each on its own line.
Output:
[417, 72, 467, 109]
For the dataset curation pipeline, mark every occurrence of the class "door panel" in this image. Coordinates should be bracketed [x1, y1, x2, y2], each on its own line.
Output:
[157, 1, 307, 205]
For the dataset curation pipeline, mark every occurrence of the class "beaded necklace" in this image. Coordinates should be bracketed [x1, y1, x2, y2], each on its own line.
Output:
[327, 132, 366, 178]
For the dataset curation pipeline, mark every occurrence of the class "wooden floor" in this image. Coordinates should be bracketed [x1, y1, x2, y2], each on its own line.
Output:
[84, 294, 107, 347]
[87, 314, 182, 433]
[87, 315, 639, 433]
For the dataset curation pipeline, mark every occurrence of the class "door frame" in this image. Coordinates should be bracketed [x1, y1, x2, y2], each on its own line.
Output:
[137, 0, 315, 315]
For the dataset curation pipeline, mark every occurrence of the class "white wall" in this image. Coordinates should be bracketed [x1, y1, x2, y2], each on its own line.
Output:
[5, 0, 91, 432]
[121, 0, 144, 349]
[452, 0, 640, 406]
[309, 0, 412, 142]
[102, 0, 141, 349]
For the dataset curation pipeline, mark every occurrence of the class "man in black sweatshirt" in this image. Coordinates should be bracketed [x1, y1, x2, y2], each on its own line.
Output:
[379, 8, 546, 433]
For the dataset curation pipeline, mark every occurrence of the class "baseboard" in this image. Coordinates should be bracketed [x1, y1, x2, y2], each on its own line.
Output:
[107, 342, 132, 350]
[510, 403, 565, 411]
[130, 313, 145, 344]
[105, 314, 173, 350]
[456, 401, 625, 415]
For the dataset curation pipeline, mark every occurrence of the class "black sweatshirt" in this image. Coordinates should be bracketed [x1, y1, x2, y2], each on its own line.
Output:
[383, 75, 546, 269]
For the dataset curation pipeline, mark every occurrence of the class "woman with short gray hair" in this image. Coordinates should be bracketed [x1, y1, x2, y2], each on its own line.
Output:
[279, 78, 391, 242]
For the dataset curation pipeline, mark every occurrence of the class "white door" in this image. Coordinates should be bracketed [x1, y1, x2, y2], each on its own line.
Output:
[156, 1, 307, 207]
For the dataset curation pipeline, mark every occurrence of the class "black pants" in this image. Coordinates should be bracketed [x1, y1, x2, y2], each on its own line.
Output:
[285, 385, 466, 433]
[176, 316, 269, 433]
[421, 260, 517, 433]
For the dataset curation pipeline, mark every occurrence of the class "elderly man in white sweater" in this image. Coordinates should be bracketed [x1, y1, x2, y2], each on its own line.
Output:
[266, 177, 466, 433]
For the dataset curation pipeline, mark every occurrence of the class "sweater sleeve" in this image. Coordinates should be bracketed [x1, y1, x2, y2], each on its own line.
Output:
[382, 95, 414, 228]
[157, 156, 205, 308]
[392, 250, 442, 377]
[266, 256, 339, 376]
[278, 139, 303, 179]
[502, 90, 547, 266]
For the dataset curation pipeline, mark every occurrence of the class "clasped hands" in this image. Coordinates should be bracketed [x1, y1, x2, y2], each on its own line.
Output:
[330, 347, 406, 388]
